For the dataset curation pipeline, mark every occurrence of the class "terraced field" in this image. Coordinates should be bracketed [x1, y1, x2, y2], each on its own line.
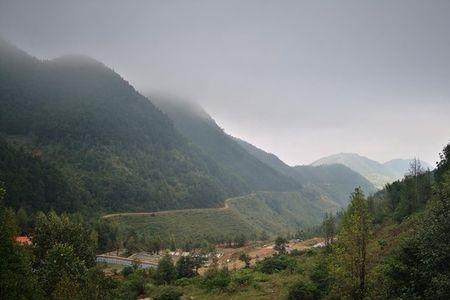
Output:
[105, 191, 339, 246]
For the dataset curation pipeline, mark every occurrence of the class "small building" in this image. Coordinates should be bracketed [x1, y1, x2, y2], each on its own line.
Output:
[15, 236, 32, 246]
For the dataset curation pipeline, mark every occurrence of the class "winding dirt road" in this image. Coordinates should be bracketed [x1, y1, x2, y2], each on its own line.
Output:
[102, 199, 232, 219]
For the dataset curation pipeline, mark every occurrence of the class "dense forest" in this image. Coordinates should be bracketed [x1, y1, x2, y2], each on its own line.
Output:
[0, 137, 82, 212]
[2, 143, 449, 299]
[151, 95, 301, 192]
[0, 38, 253, 213]
[1, 38, 372, 216]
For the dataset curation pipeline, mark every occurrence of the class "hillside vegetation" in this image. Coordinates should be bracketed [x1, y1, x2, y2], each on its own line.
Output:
[108, 190, 339, 248]
[235, 137, 376, 206]
[228, 191, 338, 234]
[0, 38, 254, 212]
[311, 152, 431, 188]
[0, 137, 81, 212]
[152, 95, 300, 192]
[108, 205, 257, 249]
[154, 96, 375, 208]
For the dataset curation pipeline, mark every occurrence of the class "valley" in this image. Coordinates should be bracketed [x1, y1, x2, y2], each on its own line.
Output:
[0, 30, 448, 300]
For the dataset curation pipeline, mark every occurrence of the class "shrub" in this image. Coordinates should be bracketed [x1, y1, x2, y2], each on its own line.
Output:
[309, 257, 331, 296]
[174, 277, 192, 287]
[121, 265, 135, 277]
[154, 254, 177, 285]
[287, 279, 317, 300]
[201, 268, 231, 292]
[231, 269, 254, 287]
[256, 254, 298, 274]
[153, 285, 183, 300]
[175, 255, 197, 279]
[290, 249, 303, 256]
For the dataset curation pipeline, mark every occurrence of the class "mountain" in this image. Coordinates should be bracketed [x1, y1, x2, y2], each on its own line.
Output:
[228, 191, 340, 235]
[151, 95, 301, 192]
[291, 164, 377, 207]
[153, 96, 376, 207]
[111, 190, 340, 248]
[0, 136, 81, 212]
[0, 38, 257, 212]
[383, 158, 433, 178]
[311, 153, 397, 188]
[311, 153, 434, 188]
[0, 37, 377, 220]
[235, 138, 377, 206]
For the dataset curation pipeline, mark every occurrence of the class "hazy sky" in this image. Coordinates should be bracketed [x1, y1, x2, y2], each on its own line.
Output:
[1, 0, 449, 165]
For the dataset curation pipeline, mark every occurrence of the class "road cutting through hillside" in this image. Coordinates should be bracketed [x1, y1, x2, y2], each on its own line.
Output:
[101, 196, 244, 219]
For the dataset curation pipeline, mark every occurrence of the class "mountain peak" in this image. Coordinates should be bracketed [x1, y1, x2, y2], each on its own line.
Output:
[311, 153, 395, 189]
[51, 54, 105, 66]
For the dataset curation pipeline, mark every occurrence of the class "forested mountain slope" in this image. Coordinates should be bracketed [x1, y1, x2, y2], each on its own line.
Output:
[0, 137, 80, 212]
[311, 152, 397, 188]
[357, 143, 450, 299]
[292, 164, 376, 207]
[228, 191, 339, 235]
[235, 137, 376, 206]
[108, 190, 340, 248]
[0, 38, 252, 212]
[151, 95, 301, 192]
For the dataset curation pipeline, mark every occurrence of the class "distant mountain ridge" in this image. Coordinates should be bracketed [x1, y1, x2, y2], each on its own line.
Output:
[383, 158, 433, 178]
[234, 138, 377, 206]
[311, 153, 432, 188]
[153, 95, 376, 207]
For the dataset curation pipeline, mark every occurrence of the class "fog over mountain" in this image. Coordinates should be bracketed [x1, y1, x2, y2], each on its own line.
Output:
[1, 0, 449, 165]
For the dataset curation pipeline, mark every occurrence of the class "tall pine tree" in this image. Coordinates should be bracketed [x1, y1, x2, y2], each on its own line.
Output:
[331, 188, 372, 300]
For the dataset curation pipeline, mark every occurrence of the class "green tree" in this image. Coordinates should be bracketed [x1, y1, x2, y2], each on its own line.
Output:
[322, 212, 335, 249]
[239, 252, 251, 268]
[383, 170, 450, 299]
[234, 233, 246, 247]
[176, 255, 197, 278]
[259, 230, 269, 241]
[294, 229, 305, 241]
[201, 267, 231, 292]
[310, 255, 332, 297]
[39, 243, 87, 295]
[331, 188, 372, 300]
[155, 254, 177, 284]
[274, 236, 288, 253]
[32, 211, 113, 298]
[287, 279, 317, 300]
[0, 187, 42, 299]
[81, 267, 117, 300]
[33, 211, 96, 267]
[52, 274, 82, 300]
[153, 285, 182, 300]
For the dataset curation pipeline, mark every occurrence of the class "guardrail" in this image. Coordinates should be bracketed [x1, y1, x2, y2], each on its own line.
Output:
[96, 255, 157, 269]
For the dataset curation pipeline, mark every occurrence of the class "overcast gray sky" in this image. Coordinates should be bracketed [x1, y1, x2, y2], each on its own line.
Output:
[1, 0, 449, 165]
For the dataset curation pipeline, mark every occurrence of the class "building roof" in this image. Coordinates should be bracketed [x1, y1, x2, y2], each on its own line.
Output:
[15, 236, 32, 245]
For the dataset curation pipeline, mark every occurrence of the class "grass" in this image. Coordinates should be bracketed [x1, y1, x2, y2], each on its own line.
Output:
[113, 207, 257, 245]
[107, 191, 339, 246]
[229, 191, 339, 235]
